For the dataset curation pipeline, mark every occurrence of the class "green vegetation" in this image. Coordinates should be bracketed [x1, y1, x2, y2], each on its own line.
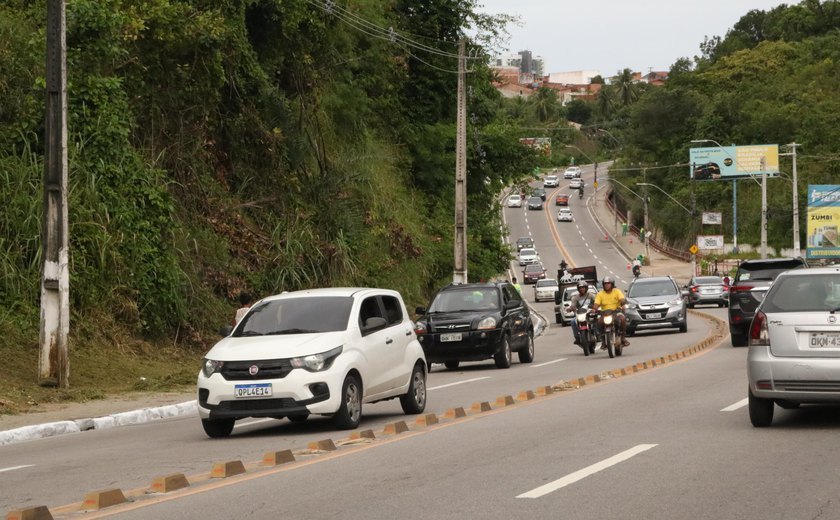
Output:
[0, 0, 538, 414]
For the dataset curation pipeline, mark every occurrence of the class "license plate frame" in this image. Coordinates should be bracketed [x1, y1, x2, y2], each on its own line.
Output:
[809, 332, 840, 349]
[441, 333, 462, 342]
[234, 383, 272, 398]
[646, 312, 663, 319]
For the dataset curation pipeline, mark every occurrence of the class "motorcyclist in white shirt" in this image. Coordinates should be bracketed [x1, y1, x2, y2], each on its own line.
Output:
[568, 280, 596, 345]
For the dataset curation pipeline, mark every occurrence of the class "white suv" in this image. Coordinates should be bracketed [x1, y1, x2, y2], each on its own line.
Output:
[197, 288, 428, 437]
[564, 166, 581, 179]
[543, 175, 559, 188]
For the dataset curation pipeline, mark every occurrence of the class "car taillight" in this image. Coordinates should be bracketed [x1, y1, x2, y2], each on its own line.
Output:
[730, 285, 751, 293]
[749, 311, 769, 346]
[690, 286, 698, 292]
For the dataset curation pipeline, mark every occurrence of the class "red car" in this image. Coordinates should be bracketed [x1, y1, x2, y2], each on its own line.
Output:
[555, 194, 570, 206]
[522, 263, 546, 284]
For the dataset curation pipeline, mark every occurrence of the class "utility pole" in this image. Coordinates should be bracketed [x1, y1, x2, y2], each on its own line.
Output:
[789, 143, 800, 256]
[642, 168, 650, 262]
[452, 38, 468, 284]
[40, 0, 70, 387]
[732, 180, 738, 254]
[760, 166, 768, 259]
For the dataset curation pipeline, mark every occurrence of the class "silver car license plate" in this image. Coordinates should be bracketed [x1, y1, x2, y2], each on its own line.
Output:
[441, 333, 462, 342]
[809, 332, 840, 348]
[646, 313, 662, 319]
[234, 383, 272, 398]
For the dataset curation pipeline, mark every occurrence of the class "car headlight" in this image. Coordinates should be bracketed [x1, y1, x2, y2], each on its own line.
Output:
[477, 316, 498, 330]
[202, 358, 224, 378]
[291, 346, 343, 372]
[669, 298, 684, 306]
[625, 301, 638, 310]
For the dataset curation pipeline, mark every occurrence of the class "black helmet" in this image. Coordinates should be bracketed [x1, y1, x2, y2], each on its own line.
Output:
[577, 280, 588, 290]
[603, 276, 615, 286]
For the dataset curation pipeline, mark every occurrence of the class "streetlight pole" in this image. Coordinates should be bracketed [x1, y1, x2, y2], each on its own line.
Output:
[760, 167, 768, 258]
[782, 143, 801, 255]
[637, 181, 695, 273]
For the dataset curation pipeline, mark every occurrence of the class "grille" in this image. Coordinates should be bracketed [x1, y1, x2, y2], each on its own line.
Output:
[433, 324, 471, 333]
[221, 359, 292, 381]
[775, 380, 840, 392]
[216, 398, 298, 412]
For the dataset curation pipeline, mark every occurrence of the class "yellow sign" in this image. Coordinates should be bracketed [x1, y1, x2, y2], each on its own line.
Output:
[594, 181, 598, 189]
[689, 244, 699, 255]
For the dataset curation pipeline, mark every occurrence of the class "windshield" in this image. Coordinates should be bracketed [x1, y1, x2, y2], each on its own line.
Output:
[736, 261, 805, 282]
[429, 288, 500, 312]
[520, 248, 536, 256]
[234, 297, 353, 337]
[762, 274, 840, 313]
[536, 280, 556, 288]
[524, 264, 543, 273]
[629, 280, 678, 298]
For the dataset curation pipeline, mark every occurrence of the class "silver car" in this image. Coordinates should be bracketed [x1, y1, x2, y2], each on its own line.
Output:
[747, 266, 840, 427]
[625, 276, 688, 334]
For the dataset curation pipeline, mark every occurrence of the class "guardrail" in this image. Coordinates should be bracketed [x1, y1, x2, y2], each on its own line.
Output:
[604, 189, 692, 262]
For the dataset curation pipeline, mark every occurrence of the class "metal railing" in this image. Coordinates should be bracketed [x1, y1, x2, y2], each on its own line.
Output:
[604, 189, 692, 262]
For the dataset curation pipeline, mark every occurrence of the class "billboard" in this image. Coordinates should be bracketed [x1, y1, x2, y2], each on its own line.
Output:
[702, 212, 722, 225]
[696, 235, 725, 250]
[807, 184, 840, 259]
[519, 137, 551, 156]
[689, 144, 779, 180]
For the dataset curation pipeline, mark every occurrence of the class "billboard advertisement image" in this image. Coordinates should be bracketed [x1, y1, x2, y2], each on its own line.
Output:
[807, 184, 840, 260]
[689, 144, 779, 180]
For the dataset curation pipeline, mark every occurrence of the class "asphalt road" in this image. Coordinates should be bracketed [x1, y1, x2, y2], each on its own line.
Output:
[4, 167, 838, 519]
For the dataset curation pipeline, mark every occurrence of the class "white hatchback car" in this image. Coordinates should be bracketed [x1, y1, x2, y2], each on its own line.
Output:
[569, 178, 584, 190]
[534, 279, 560, 302]
[197, 288, 428, 437]
[518, 247, 540, 266]
[543, 175, 559, 188]
[564, 167, 581, 179]
[557, 208, 573, 222]
[507, 194, 522, 208]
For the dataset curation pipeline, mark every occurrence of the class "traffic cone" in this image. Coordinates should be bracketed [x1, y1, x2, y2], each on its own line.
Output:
[627, 263, 631, 270]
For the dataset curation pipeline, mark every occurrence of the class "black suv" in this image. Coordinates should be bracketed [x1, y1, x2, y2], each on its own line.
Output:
[515, 236, 534, 251]
[414, 282, 534, 370]
[728, 257, 807, 346]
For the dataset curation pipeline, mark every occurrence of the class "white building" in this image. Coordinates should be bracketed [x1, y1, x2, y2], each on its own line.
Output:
[547, 70, 600, 85]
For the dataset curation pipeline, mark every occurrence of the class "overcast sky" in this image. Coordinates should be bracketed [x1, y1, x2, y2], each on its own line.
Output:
[476, 0, 790, 76]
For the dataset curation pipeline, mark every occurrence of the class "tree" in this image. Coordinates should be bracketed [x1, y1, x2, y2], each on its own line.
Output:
[530, 87, 560, 122]
[595, 86, 615, 119]
[614, 68, 639, 107]
[565, 99, 592, 125]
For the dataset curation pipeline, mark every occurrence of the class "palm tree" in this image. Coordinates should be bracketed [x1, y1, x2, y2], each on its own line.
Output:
[596, 86, 615, 119]
[614, 68, 639, 107]
[530, 87, 559, 122]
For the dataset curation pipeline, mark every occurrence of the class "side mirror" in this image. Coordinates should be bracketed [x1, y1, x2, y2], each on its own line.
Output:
[415, 306, 427, 315]
[681, 290, 690, 298]
[362, 316, 387, 333]
[219, 325, 233, 337]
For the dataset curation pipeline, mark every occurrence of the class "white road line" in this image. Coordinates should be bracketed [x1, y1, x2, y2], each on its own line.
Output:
[233, 418, 276, 430]
[721, 398, 748, 412]
[428, 377, 491, 391]
[0, 465, 34, 474]
[517, 444, 658, 499]
[531, 358, 568, 368]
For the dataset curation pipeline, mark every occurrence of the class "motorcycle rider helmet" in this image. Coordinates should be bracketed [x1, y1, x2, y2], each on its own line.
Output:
[602, 276, 615, 288]
[577, 280, 588, 291]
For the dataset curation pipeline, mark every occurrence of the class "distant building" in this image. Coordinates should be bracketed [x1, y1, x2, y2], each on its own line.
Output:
[491, 50, 545, 84]
[642, 70, 669, 86]
[547, 70, 600, 85]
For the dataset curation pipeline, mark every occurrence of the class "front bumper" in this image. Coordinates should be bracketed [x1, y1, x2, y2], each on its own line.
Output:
[748, 345, 840, 403]
[626, 305, 685, 330]
[419, 329, 504, 362]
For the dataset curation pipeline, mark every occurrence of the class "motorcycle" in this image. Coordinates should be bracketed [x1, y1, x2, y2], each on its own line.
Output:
[597, 309, 623, 358]
[632, 264, 641, 278]
[578, 189, 584, 200]
[575, 305, 597, 356]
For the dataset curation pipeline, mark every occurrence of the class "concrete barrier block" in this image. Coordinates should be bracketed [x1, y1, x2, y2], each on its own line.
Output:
[6, 506, 53, 520]
[210, 460, 246, 478]
[349, 429, 376, 440]
[470, 401, 492, 413]
[535, 386, 554, 396]
[150, 473, 190, 493]
[383, 421, 409, 435]
[415, 414, 439, 426]
[517, 390, 535, 401]
[262, 450, 296, 466]
[444, 407, 466, 419]
[307, 439, 337, 451]
[81, 489, 127, 510]
[495, 395, 515, 407]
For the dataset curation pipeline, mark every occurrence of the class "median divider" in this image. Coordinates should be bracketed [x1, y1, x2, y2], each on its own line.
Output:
[444, 407, 466, 419]
[415, 414, 439, 426]
[262, 450, 295, 466]
[517, 390, 535, 401]
[150, 473, 190, 493]
[210, 460, 246, 478]
[6, 506, 53, 520]
[307, 439, 337, 452]
[494, 395, 515, 407]
[81, 489, 127, 511]
[470, 401, 492, 413]
[383, 421, 409, 435]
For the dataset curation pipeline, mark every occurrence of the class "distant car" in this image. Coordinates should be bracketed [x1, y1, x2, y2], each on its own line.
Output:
[534, 278, 559, 302]
[555, 283, 597, 325]
[555, 194, 570, 206]
[197, 288, 427, 437]
[685, 276, 728, 308]
[625, 276, 688, 335]
[518, 247, 540, 266]
[515, 236, 534, 251]
[527, 197, 543, 210]
[507, 194, 522, 208]
[534, 188, 547, 201]
[414, 282, 534, 370]
[563, 166, 581, 179]
[747, 266, 840, 427]
[569, 178, 584, 190]
[543, 175, 559, 188]
[693, 162, 721, 181]
[729, 257, 808, 346]
[522, 263, 546, 284]
[557, 208, 573, 222]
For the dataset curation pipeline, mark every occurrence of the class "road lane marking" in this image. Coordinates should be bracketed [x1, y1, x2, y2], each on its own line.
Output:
[0, 465, 34, 473]
[531, 358, 568, 368]
[428, 377, 491, 391]
[517, 444, 658, 498]
[721, 398, 748, 412]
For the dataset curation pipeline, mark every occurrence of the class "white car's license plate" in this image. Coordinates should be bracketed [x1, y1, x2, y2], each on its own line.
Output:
[441, 333, 462, 342]
[809, 332, 840, 348]
[234, 383, 272, 398]
[646, 313, 662, 319]
[701, 289, 720, 294]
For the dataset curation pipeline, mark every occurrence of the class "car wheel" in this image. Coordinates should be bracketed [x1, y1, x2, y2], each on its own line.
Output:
[444, 360, 460, 370]
[555, 314, 562, 325]
[287, 414, 309, 423]
[495, 336, 512, 369]
[400, 363, 427, 414]
[201, 418, 235, 439]
[333, 374, 362, 430]
[518, 332, 535, 363]
[731, 329, 748, 347]
[688, 302, 694, 309]
[748, 388, 774, 427]
[679, 317, 687, 333]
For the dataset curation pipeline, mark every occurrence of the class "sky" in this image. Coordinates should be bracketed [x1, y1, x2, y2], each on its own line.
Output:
[476, 0, 790, 76]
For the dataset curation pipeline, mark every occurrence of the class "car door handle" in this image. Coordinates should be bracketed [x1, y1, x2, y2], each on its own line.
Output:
[385, 338, 393, 344]
[405, 331, 412, 336]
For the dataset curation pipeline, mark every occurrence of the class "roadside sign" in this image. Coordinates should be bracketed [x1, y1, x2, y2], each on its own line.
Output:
[594, 181, 598, 189]
[689, 244, 699, 255]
